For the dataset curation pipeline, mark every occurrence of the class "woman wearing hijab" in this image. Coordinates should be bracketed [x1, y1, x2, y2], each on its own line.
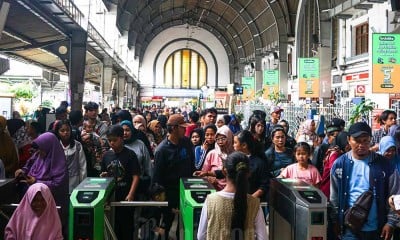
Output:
[228, 114, 241, 134]
[0, 115, 19, 178]
[296, 119, 318, 148]
[120, 120, 152, 196]
[14, 132, 68, 237]
[148, 120, 164, 145]
[201, 125, 234, 190]
[5, 183, 62, 240]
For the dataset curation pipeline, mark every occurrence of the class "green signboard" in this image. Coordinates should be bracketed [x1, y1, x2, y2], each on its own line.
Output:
[298, 58, 320, 98]
[372, 33, 400, 93]
[241, 76, 255, 100]
[263, 70, 279, 99]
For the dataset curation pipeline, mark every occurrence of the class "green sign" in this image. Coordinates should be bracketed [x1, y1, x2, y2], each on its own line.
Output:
[241, 76, 255, 100]
[298, 58, 320, 98]
[263, 70, 279, 86]
[372, 33, 400, 93]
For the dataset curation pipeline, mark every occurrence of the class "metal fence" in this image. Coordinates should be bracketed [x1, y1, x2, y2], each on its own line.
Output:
[235, 102, 400, 138]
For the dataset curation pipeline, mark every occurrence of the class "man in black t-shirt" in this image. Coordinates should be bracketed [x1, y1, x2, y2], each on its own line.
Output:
[100, 125, 140, 240]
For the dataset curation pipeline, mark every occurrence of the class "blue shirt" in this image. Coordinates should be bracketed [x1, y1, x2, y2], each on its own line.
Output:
[349, 157, 378, 231]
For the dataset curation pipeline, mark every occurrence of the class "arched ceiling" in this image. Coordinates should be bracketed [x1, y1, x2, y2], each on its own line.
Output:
[113, 0, 301, 66]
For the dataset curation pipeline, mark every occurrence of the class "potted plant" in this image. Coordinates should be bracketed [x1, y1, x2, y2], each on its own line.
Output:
[348, 99, 376, 127]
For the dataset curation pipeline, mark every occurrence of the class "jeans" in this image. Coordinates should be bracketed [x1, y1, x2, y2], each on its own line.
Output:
[342, 229, 381, 240]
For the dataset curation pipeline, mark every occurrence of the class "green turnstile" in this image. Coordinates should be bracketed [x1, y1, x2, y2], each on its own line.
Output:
[180, 177, 215, 240]
[69, 177, 115, 240]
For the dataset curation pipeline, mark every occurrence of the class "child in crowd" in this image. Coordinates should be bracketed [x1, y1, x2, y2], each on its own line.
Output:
[100, 125, 141, 240]
[194, 124, 217, 170]
[279, 142, 322, 187]
[197, 152, 267, 240]
[190, 128, 204, 149]
[53, 120, 87, 193]
[81, 120, 104, 177]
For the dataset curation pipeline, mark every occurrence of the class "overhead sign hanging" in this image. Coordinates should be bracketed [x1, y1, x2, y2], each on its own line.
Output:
[372, 33, 400, 93]
[262, 70, 279, 99]
[298, 58, 320, 98]
[241, 76, 255, 101]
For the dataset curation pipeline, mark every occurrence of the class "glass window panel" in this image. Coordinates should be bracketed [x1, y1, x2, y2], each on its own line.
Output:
[174, 51, 181, 88]
[191, 52, 198, 88]
[199, 58, 207, 88]
[164, 49, 207, 89]
[182, 50, 190, 88]
[164, 56, 173, 87]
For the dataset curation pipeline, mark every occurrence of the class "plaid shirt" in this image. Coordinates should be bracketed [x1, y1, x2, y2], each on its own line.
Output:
[372, 127, 388, 146]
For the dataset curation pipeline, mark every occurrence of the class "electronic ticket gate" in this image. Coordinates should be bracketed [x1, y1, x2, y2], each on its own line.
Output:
[69, 177, 115, 240]
[269, 178, 327, 240]
[180, 178, 215, 240]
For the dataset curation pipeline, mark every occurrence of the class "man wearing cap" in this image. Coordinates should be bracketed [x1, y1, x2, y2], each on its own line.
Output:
[330, 122, 399, 240]
[265, 106, 283, 148]
[152, 114, 195, 239]
[83, 101, 108, 138]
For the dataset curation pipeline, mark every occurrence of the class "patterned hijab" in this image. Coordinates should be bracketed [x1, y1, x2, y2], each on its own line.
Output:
[5, 183, 63, 239]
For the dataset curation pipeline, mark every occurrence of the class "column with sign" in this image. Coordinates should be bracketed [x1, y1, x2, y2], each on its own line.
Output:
[263, 70, 279, 99]
[298, 58, 320, 98]
[241, 76, 255, 101]
[372, 34, 400, 93]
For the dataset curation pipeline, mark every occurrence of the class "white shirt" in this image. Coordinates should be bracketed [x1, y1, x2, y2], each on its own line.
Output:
[197, 190, 267, 240]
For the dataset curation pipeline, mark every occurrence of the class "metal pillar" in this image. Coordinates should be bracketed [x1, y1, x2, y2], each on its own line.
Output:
[69, 31, 87, 111]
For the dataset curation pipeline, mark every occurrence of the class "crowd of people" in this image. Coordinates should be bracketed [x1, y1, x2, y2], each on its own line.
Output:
[1, 101, 400, 239]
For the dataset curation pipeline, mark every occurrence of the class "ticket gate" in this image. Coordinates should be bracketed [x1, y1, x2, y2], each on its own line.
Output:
[269, 178, 327, 240]
[180, 177, 215, 240]
[69, 177, 115, 240]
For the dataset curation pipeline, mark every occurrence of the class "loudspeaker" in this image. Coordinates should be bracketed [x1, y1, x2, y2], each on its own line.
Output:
[250, 62, 255, 69]
[312, 34, 319, 44]
[391, 0, 400, 11]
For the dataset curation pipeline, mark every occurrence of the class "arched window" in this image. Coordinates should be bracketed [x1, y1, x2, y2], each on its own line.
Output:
[164, 49, 207, 89]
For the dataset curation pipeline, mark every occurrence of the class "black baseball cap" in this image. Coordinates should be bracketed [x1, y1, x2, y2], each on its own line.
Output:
[348, 122, 372, 138]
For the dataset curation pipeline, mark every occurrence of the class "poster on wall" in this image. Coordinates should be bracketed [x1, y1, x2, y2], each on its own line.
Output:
[262, 70, 279, 99]
[241, 76, 255, 101]
[298, 58, 320, 98]
[372, 33, 400, 93]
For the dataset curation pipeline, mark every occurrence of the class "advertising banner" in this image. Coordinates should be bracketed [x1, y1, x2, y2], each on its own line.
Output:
[262, 70, 279, 99]
[298, 58, 320, 98]
[372, 33, 400, 93]
[241, 76, 255, 101]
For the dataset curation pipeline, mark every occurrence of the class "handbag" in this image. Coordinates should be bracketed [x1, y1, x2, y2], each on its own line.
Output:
[344, 189, 374, 234]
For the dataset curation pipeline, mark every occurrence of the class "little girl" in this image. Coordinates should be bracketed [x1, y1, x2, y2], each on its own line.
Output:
[279, 142, 321, 186]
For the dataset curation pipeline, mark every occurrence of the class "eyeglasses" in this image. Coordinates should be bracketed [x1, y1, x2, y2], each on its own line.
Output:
[216, 137, 227, 142]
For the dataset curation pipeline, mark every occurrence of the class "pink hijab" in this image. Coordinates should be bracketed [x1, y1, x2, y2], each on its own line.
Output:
[5, 183, 62, 240]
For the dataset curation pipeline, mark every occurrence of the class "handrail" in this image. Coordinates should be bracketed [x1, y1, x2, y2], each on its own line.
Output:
[53, 0, 84, 26]
[110, 201, 169, 207]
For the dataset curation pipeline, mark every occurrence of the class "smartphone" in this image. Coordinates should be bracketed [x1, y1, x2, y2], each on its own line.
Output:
[394, 195, 400, 210]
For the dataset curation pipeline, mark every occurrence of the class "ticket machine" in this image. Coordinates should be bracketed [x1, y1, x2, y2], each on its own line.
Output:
[69, 177, 114, 240]
[180, 178, 215, 240]
[269, 178, 327, 240]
